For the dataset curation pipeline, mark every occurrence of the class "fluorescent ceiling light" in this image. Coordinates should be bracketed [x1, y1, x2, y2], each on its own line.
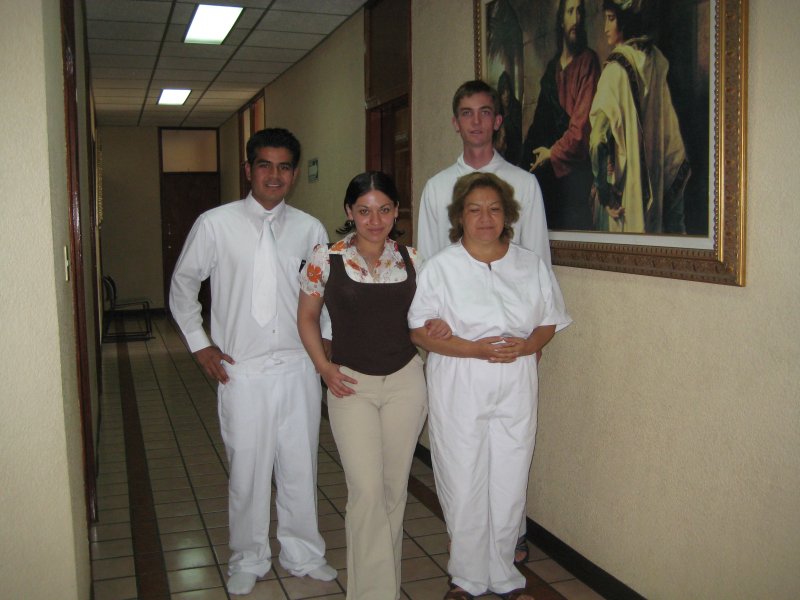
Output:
[185, 4, 243, 44]
[158, 89, 191, 105]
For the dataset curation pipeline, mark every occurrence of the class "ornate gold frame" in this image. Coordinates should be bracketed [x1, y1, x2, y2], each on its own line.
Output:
[474, 0, 747, 285]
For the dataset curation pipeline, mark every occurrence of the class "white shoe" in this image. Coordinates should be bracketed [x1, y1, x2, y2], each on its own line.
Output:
[227, 572, 257, 595]
[302, 563, 337, 581]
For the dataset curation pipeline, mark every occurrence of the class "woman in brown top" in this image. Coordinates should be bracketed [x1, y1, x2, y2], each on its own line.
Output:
[297, 171, 449, 600]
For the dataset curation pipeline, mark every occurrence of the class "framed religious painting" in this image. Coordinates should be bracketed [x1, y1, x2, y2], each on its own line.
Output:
[474, 0, 747, 285]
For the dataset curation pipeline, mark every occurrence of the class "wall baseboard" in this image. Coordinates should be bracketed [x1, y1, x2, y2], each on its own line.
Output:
[413, 444, 646, 600]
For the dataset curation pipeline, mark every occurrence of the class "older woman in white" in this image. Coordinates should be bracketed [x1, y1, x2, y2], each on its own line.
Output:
[408, 172, 571, 600]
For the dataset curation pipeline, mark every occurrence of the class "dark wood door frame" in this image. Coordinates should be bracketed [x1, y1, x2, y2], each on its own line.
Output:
[61, 0, 98, 524]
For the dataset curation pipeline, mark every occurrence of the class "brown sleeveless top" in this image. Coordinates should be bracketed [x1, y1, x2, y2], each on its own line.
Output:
[324, 244, 418, 376]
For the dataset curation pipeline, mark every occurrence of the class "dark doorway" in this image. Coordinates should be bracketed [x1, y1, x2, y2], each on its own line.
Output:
[160, 172, 220, 313]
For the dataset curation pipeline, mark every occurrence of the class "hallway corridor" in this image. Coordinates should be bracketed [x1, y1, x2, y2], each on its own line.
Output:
[90, 316, 603, 600]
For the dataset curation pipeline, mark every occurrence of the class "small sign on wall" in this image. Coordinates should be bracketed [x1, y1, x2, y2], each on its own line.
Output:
[308, 158, 319, 183]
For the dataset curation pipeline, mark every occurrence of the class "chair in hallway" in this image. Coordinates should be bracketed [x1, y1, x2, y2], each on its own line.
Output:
[101, 275, 153, 341]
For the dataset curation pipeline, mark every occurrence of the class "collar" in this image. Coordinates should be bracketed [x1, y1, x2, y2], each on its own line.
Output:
[456, 149, 504, 175]
[329, 232, 399, 258]
[245, 193, 286, 229]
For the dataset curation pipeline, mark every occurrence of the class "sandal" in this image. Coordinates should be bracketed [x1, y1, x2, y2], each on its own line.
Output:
[513, 535, 529, 565]
[444, 583, 475, 599]
[498, 588, 535, 600]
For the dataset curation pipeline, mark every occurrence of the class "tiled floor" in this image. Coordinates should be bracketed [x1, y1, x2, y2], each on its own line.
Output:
[91, 316, 604, 600]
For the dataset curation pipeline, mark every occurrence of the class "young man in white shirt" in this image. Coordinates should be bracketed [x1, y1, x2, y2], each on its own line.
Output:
[417, 81, 552, 567]
[170, 128, 336, 595]
[417, 79, 551, 267]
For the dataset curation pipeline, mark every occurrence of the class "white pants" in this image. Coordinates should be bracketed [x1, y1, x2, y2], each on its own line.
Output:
[218, 357, 326, 577]
[427, 354, 538, 596]
[329, 355, 428, 600]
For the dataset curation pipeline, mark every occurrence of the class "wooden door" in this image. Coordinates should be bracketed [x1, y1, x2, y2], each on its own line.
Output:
[161, 172, 220, 311]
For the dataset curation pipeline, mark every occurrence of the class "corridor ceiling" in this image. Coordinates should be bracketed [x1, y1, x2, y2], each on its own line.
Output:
[86, 0, 367, 128]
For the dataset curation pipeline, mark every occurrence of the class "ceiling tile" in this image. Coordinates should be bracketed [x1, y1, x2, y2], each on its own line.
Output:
[245, 30, 324, 50]
[271, 0, 366, 15]
[258, 9, 345, 34]
[89, 39, 160, 56]
[87, 20, 165, 41]
[84, 0, 172, 23]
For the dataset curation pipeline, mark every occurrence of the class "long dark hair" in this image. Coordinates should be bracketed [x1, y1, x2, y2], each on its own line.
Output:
[336, 171, 403, 239]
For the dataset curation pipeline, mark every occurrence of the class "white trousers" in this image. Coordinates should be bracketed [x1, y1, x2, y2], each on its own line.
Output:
[328, 355, 428, 600]
[427, 354, 538, 596]
[218, 357, 326, 577]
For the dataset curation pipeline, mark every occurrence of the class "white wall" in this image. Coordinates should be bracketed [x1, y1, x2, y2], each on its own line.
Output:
[0, 0, 90, 598]
[261, 10, 366, 237]
[412, 1, 800, 598]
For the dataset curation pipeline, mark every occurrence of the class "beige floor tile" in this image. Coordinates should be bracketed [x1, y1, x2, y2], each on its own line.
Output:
[400, 556, 446, 583]
[93, 576, 137, 600]
[97, 507, 131, 525]
[194, 484, 229, 500]
[246, 578, 288, 599]
[167, 565, 224, 593]
[91, 522, 132, 542]
[92, 556, 135, 581]
[324, 547, 347, 570]
[161, 530, 211, 552]
[202, 510, 229, 529]
[413, 533, 449, 555]
[90, 538, 133, 560]
[402, 516, 447, 537]
[156, 501, 199, 519]
[400, 574, 450, 600]
[159, 514, 205, 534]
[154, 487, 197, 503]
[281, 573, 342, 599]
[528, 558, 575, 583]
[319, 483, 348, 499]
[198, 496, 228, 514]
[171, 587, 229, 600]
[317, 512, 345, 532]
[164, 547, 217, 571]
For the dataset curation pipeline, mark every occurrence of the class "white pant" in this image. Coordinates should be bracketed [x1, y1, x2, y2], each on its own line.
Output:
[427, 354, 538, 596]
[218, 357, 326, 577]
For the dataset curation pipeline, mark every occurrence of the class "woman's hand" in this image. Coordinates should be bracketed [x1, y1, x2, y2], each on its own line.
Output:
[424, 318, 452, 340]
[474, 336, 520, 363]
[320, 362, 358, 398]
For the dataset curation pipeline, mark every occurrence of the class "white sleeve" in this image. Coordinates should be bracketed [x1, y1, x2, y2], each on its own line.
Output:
[408, 262, 442, 329]
[537, 258, 572, 332]
[417, 179, 442, 260]
[169, 216, 214, 353]
[312, 224, 334, 340]
[518, 175, 552, 268]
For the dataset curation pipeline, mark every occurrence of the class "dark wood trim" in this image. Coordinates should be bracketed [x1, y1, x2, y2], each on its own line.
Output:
[413, 444, 645, 600]
[61, 0, 98, 525]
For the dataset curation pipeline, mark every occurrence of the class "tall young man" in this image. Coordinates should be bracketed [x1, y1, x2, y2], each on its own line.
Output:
[170, 128, 336, 596]
[417, 80, 551, 266]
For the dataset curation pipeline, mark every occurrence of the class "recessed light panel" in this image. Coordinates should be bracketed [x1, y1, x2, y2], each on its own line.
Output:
[158, 89, 191, 105]
[185, 4, 243, 45]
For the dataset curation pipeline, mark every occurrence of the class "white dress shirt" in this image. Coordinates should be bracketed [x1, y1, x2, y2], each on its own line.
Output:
[417, 150, 552, 266]
[170, 193, 329, 370]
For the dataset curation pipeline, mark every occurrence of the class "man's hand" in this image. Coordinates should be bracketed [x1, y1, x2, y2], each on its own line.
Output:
[530, 146, 552, 172]
[194, 346, 234, 384]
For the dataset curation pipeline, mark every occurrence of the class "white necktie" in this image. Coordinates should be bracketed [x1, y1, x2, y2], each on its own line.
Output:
[251, 215, 278, 326]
